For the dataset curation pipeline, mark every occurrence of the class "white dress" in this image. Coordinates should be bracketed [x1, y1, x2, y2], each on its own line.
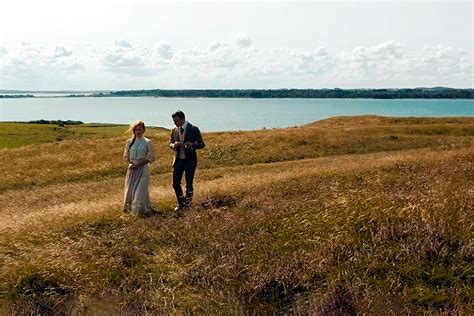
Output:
[123, 137, 156, 215]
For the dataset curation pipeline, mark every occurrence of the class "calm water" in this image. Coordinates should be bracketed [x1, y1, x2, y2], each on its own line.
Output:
[1, 97, 473, 131]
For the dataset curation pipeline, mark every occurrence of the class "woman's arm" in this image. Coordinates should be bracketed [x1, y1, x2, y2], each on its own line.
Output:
[146, 140, 156, 163]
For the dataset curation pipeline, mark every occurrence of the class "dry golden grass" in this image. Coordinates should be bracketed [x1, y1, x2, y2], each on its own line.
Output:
[0, 115, 473, 314]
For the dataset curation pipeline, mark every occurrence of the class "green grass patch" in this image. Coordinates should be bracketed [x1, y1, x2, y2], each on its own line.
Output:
[0, 123, 169, 148]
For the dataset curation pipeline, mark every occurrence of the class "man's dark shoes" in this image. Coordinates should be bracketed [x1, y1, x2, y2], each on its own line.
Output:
[184, 195, 193, 207]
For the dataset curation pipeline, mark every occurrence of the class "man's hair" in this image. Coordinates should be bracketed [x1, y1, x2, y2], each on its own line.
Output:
[171, 110, 185, 120]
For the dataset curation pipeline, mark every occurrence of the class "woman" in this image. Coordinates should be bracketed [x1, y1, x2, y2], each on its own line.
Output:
[123, 120, 156, 216]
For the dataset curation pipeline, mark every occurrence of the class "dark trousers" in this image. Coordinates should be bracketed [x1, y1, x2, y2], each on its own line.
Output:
[173, 157, 197, 203]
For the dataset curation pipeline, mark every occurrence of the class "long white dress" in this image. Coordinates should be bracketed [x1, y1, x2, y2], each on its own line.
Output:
[123, 137, 156, 215]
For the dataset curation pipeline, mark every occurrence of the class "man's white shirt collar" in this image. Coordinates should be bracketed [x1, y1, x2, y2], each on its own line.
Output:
[182, 121, 189, 132]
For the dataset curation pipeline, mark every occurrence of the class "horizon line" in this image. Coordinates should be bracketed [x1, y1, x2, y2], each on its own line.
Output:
[1, 86, 473, 93]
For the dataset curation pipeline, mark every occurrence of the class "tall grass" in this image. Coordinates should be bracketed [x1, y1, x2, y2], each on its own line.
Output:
[0, 116, 472, 314]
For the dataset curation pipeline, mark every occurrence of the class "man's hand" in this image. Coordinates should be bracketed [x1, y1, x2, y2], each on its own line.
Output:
[184, 141, 193, 149]
[174, 142, 184, 149]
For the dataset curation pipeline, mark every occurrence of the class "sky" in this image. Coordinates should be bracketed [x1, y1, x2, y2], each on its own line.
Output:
[0, 0, 472, 90]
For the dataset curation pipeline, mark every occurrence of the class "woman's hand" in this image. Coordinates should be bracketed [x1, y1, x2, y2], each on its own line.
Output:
[130, 159, 148, 169]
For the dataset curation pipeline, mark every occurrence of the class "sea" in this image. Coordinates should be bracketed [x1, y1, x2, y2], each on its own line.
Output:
[1, 96, 472, 131]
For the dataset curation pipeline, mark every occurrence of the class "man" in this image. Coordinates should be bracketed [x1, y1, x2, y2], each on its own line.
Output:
[169, 110, 205, 214]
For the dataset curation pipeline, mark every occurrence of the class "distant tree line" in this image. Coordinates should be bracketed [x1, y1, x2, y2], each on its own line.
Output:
[97, 88, 474, 99]
[0, 94, 34, 98]
[2, 88, 473, 99]
[28, 120, 83, 125]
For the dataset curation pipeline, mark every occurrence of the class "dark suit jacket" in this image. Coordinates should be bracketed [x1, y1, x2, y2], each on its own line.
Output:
[169, 123, 205, 166]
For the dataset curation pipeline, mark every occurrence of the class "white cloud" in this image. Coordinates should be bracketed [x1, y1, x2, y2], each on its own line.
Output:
[403, 44, 471, 81]
[232, 33, 253, 48]
[115, 40, 132, 48]
[290, 47, 333, 74]
[208, 40, 224, 52]
[1, 37, 472, 89]
[49, 46, 72, 58]
[101, 41, 157, 76]
[173, 34, 257, 69]
[154, 43, 174, 60]
[0, 47, 8, 57]
[329, 41, 469, 85]
[0, 44, 83, 77]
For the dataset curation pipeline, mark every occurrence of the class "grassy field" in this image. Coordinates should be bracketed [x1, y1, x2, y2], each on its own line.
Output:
[0, 123, 168, 148]
[0, 116, 472, 314]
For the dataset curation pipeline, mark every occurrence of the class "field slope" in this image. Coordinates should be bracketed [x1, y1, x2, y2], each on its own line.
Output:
[0, 116, 473, 314]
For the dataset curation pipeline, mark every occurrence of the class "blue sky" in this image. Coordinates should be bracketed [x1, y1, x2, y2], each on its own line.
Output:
[0, 0, 472, 90]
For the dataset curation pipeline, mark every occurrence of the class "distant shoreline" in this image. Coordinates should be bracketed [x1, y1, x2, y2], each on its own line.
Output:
[1, 87, 473, 99]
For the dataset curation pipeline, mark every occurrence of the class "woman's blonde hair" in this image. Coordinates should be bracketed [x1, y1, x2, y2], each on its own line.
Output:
[126, 120, 146, 135]
[126, 121, 146, 149]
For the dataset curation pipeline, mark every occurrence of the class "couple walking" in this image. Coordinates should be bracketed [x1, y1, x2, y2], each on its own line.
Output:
[123, 110, 205, 217]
